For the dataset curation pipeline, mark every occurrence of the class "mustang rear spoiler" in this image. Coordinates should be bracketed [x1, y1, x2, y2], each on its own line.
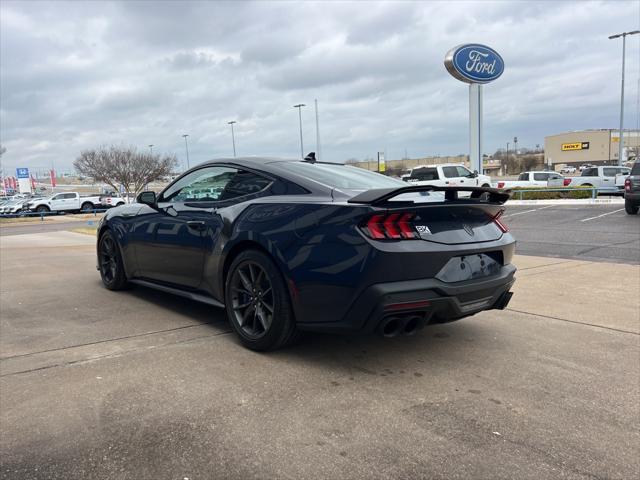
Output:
[347, 185, 511, 206]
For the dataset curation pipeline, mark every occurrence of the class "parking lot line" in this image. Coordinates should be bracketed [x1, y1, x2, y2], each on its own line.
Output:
[580, 208, 625, 222]
[503, 205, 554, 218]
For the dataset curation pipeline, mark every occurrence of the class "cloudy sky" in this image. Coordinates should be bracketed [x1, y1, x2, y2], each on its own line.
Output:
[1, 0, 639, 174]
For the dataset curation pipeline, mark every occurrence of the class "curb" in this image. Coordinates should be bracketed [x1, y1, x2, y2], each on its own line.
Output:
[506, 198, 625, 206]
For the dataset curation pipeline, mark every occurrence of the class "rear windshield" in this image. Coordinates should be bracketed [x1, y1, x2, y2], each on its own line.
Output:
[631, 161, 640, 175]
[285, 162, 405, 190]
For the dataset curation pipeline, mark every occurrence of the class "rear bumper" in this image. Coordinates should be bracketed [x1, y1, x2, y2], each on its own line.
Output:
[624, 191, 640, 204]
[297, 264, 516, 334]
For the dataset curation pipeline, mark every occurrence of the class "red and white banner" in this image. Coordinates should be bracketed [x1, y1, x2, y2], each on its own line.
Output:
[50, 169, 57, 188]
[30, 175, 36, 190]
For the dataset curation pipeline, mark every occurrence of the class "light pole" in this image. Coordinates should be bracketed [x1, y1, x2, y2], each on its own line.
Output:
[505, 142, 510, 176]
[148, 144, 154, 154]
[182, 134, 190, 170]
[609, 30, 640, 166]
[293, 103, 305, 159]
[227, 121, 237, 157]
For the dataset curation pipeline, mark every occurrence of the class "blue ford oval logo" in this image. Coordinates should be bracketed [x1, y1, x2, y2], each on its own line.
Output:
[444, 44, 504, 84]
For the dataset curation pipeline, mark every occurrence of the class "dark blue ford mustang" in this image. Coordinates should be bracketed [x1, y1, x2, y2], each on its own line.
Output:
[97, 157, 516, 350]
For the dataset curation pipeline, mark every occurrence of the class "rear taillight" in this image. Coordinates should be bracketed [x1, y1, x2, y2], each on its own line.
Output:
[497, 182, 505, 189]
[491, 210, 509, 233]
[362, 212, 418, 240]
[625, 178, 631, 191]
[563, 178, 571, 186]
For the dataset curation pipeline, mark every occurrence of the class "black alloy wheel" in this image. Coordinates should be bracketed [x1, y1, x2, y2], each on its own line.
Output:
[225, 250, 299, 351]
[229, 261, 274, 339]
[98, 230, 128, 290]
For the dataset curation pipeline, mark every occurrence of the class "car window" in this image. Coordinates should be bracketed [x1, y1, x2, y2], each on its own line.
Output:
[412, 168, 438, 181]
[64, 193, 76, 199]
[602, 168, 618, 177]
[161, 166, 239, 202]
[549, 174, 562, 180]
[284, 162, 405, 190]
[442, 166, 460, 178]
[631, 161, 640, 175]
[620, 168, 630, 175]
[581, 168, 596, 177]
[219, 170, 272, 201]
[533, 173, 549, 181]
[52, 194, 64, 200]
[517, 173, 528, 181]
[456, 166, 472, 177]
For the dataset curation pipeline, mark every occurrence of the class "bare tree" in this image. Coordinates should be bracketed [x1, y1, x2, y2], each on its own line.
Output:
[74, 145, 177, 199]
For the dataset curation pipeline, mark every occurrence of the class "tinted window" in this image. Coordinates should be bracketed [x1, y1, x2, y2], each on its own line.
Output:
[602, 168, 618, 177]
[284, 162, 404, 190]
[161, 166, 238, 202]
[442, 166, 460, 178]
[64, 193, 76, 199]
[456, 166, 472, 177]
[581, 168, 597, 177]
[412, 168, 438, 181]
[533, 173, 549, 181]
[632, 161, 640, 175]
[219, 171, 271, 201]
[518, 173, 528, 181]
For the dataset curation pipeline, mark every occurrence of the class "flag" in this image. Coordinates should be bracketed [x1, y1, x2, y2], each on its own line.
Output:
[30, 175, 36, 190]
[50, 169, 57, 188]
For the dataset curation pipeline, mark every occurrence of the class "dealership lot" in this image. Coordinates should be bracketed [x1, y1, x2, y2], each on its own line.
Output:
[0, 211, 638, 480]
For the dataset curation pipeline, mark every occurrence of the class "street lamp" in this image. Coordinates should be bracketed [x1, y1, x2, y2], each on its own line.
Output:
[293, 103, 306, 159]
[148, 144, 154, 154]
[609, 30, 640, 166]
[227, 121, 237, 157]
[182, 134, 190, 170]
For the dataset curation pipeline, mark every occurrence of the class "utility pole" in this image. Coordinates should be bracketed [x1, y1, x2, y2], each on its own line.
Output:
[228, 121, 237, 157]
[609, 30, 640, 165]
[148, 144, 154, 154]
[182, 134, 190, 170]
[505, 142, 510, 176]
[293, 104, 305, 159]
[314, 99, 321, 161]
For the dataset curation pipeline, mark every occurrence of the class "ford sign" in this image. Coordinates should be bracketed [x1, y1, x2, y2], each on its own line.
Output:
[444, 44, 504, 84]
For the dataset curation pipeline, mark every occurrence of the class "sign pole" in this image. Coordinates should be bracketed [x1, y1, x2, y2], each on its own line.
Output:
[469, 83, 483, 174]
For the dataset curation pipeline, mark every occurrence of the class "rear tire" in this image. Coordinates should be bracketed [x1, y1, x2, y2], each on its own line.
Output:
[625, 200, 639, 215]
[98, 230, 129, 290]
[36, 205, 50, 213]
[81, 202, 94, 212]
[225, 250, 299, 351]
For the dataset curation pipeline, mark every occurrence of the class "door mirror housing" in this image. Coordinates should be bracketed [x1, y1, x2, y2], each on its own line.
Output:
[470, 170, 479, 178]
[137, 191, 157, 207]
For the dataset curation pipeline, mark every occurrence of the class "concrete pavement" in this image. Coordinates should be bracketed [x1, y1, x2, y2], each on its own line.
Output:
[1, 231, 639, 479]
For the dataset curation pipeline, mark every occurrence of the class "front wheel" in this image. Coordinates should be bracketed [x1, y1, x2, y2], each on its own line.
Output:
[36, 205, 50, 213]
[98, 230, 129, 290]
[81, 202, 94, 212]
[625, 200, 639, 215]
[225, 250, 299, 351]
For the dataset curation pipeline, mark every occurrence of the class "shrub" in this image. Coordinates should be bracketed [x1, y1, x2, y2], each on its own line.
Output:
[508, 187, 593, 200]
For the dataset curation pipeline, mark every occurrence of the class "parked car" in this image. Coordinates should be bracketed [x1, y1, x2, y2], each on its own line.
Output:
[26, 192, 103, 213]
[560, 166, 577, 174]
[494, 171, 569, 189]
[568, 166, 631, 194]
[0, 198, 26, 215]
[100, 192, 127, 208]
[402, 164, 492, 188]
[622, 160, 640, 215]
[96, 157, 516, 351]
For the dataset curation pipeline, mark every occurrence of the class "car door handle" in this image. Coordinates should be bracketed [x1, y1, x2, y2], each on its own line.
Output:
[187, 220, 206, 231]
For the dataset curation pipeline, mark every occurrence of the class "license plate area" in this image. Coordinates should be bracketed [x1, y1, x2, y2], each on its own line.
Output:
[435, 252, 502, 283]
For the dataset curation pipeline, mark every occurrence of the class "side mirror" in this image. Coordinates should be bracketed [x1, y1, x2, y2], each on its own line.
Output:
[473, 170, 479, 178]
[137, 191, 157, 206]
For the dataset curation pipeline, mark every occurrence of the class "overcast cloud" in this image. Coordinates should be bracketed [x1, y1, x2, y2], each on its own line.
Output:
[1, 0, 639, 173]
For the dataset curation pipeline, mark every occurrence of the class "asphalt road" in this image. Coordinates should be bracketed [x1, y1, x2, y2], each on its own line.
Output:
[1, 231, 638, 480]
[503, 203, 639, 264]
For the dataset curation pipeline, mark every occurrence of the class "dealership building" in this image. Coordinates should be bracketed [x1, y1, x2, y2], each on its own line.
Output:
[544, 129, 639, 167]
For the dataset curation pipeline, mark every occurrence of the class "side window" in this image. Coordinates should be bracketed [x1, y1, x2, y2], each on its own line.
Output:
[219, 170, 271, 201]
[602, 168, 618, 177]
[161, 166, 239, 203]
[518, 173, 528, 181]
[442, 166, 459, 178]
[52, 194, 64, 200]
[413, 168, 438, 181]
[456, 166, 472, 177]
[549, 174, 562, 180]
[582, 168, 596, 177]
[65, 193, 76, 199]
[533, 173, 549, 181]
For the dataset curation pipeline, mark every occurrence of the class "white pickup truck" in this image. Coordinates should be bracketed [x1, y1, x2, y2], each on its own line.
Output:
[569, 166, 631, 193]
[26, 192, 103, 213]
[402, 164, 492, 188]
[494, 171, 568, 189]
